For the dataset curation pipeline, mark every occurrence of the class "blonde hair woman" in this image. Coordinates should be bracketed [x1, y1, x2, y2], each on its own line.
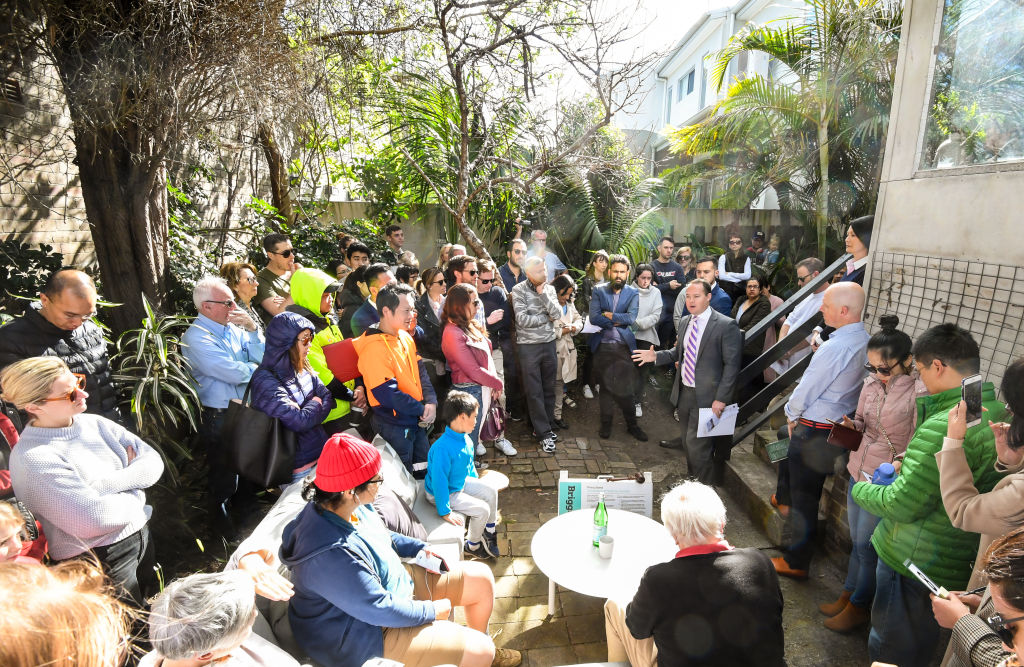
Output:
[0, 356, 164, 605]
[0, 559, 133, 667]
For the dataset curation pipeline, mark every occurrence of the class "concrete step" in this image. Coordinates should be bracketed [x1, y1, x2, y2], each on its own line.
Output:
[722, 439, 786, 546]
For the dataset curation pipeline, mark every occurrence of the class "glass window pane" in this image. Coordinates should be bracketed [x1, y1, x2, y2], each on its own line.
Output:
[919, 0, 1024, 170]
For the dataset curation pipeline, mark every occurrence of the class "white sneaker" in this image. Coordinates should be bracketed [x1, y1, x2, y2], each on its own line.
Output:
[476, 441, 486, 456]
[540, 437, 556, 453]
[495, 437, 518, 456]
[582, 385, 594, 399]
[673, 408, 679, 422]
[635, 403, 643, 418]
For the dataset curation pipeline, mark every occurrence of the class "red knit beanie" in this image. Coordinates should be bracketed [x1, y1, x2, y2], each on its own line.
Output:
[314, 433, 382, 492]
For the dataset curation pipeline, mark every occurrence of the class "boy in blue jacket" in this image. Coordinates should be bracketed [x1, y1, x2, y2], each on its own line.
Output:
[425, 390, 501, 559]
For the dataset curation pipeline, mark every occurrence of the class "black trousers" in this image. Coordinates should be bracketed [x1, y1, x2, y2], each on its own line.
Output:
[518, 341, 557, 438]
[783, 423, 845, 570]
[595, 343, 638, 428]
[498, 337, 524, 419]
[91, 525, 156, 607]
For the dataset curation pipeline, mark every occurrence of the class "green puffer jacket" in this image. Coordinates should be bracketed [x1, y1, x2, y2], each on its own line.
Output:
[286, 268, 352, 423]
[852, 383, 1007, 590]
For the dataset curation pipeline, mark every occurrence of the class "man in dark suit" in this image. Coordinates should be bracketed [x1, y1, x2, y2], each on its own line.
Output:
[634, 279, 742, 484]
[590, 255, 646, 442]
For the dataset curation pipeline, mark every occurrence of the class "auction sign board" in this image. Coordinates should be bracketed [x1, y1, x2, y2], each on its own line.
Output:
[557, 470, 654, 517]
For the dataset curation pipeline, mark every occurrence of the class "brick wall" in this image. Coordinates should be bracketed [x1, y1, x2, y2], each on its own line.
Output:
[1, 51, 270, 270]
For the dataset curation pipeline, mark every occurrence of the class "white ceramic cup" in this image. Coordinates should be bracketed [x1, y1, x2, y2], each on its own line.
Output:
[599, 534, 614, 559]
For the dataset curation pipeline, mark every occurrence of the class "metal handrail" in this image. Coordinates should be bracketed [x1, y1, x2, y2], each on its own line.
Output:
[729, 252, 853, 447]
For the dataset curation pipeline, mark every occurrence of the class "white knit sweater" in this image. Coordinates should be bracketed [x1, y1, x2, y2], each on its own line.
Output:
[10, 413, 164, 560]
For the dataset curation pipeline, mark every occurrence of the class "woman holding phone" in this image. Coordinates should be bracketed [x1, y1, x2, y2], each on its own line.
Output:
[819, 315, 926, 632]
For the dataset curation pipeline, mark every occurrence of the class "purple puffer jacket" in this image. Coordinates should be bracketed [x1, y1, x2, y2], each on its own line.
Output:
[846, 372, 928, 480]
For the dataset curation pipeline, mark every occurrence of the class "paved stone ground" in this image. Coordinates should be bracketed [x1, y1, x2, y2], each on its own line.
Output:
[465, 375, 871, 666]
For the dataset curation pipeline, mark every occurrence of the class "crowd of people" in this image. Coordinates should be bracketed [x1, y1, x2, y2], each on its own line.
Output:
[1, 216, 1023, 667]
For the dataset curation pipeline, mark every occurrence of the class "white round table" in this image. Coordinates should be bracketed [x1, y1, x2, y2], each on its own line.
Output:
[530, 508, 677, 615]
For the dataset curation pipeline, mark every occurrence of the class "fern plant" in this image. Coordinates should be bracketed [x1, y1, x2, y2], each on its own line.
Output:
[112, 295, 201, 483]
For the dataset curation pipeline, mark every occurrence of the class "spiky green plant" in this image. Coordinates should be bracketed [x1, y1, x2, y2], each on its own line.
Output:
[112, 295, 200, 482]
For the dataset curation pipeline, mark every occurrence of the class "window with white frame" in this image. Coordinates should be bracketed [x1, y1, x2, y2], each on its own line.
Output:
[685, 68, 696, 95]
[665, 85, 673, 122]
[919, 0, 1024, 170]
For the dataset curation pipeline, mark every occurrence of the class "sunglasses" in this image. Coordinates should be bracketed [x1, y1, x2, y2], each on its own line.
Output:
[465, 270, 479, 276]
[797, 274, 811, 283]
[297, 334, 314, 345]
[433, 279, 445, 286]
[479, 278, 495, 285]
[678, 255, 691, 260]
[864, 362, 896, 376]
[269, 248, 294, 258]
[40, 373, 86, 403]
[987, 613, 1024, 645]
[729, 240, 742, 245]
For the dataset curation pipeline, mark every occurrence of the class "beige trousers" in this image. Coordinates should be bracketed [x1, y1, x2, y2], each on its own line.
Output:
[604, 598, 657, 667]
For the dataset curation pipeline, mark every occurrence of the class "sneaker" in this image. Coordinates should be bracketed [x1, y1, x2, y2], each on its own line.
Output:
[508, 413, 523, 422]
[476, 441, 486, 457]
[491, 648, 523, 667]
[540, 437, 556, 453]
[552, 417, 569, 430]
[673, 408, 679, 422]
[483, 530, 502, 557]
[627, 424, 649, 442]
[582, 385, 594, 399]
[464, 540, 490, 560]
[564, 396, 577, 409]
[635, 403, 643, 418]
[495, 437, 518, 456]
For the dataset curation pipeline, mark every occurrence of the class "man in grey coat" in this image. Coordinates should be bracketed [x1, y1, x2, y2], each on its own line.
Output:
[510, 256, 563, 453]
[634, 279, 743, 485]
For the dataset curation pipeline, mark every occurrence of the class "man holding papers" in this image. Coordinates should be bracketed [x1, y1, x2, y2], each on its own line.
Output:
[771, 282, 870, 580]
[633, 279, 742, 485]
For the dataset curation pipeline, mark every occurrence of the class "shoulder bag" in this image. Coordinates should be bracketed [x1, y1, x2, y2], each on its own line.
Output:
[221, 373, 296, 488]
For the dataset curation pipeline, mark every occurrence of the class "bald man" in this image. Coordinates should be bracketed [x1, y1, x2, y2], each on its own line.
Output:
[772, 282, 869, 580]
[0, 268, 122, 423]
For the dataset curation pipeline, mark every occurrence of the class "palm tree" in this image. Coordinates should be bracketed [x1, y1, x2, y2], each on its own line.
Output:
[665, 0, 902, 257]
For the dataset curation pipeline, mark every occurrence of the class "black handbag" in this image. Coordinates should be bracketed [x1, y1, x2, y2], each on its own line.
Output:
[221, 374, 297, 488]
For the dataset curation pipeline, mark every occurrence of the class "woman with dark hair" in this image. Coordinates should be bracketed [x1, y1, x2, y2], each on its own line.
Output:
[280, 433, 518, 667]
[579, 250, 609, 400]
[551, 274, 583, 429]
[416, 266, 449, 406]
[818, 315, 927, 632]
[631, 264, 661, 418]
[718, 232, 752, 302]
[327, 258, 353, 283]
[731, 275, 773, 404]
[251, 311, 334, 483]
[337, 265, 369, 336]
[841, 215, 872, 285]
[441, 284, 505, 456]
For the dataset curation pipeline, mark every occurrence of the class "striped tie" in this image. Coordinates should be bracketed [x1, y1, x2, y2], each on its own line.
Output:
[682, 318, 700, 386]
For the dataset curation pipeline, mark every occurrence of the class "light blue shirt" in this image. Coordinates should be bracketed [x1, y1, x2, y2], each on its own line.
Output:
[528, 249, 566, 282]
[784, 321, 869, 423]
[182, 314, 265, 409]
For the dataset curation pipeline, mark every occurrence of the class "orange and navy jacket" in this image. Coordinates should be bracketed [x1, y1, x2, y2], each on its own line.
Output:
[352, 328, 437, 426]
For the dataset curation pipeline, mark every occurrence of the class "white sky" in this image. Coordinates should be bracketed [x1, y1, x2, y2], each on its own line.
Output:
[618, 0, 734, 57]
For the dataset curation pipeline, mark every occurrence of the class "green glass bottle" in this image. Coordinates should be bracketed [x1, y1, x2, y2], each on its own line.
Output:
[592, 492, 608, 547]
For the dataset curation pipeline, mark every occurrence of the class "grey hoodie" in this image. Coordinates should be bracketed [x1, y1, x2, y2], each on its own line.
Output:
[510, 280, 562, 344]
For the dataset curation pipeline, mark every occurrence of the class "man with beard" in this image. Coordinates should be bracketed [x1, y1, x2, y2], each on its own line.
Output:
[589, 255, 646, 442]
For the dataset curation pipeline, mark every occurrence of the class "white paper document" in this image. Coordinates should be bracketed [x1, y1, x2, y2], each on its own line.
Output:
[697, 403, 739, 437]
[581, 317, 602, 334]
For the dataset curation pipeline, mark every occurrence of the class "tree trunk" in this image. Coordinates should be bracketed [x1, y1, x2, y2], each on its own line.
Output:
[815, 117, 830, 259]
[74, 126, 169, 335]
[257, 121, 295, 226]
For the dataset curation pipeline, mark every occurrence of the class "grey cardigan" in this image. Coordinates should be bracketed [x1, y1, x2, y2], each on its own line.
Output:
[510, 280, 562, 345]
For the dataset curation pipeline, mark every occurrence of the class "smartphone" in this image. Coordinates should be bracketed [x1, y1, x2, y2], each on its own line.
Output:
[904, 559, 949, 599]
[962, 374, 983, 428]
[862, 471, 872, 481]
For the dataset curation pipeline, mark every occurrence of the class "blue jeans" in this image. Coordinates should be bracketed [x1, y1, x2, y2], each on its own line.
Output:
[453, 382, 484, 448]
[869, 559, 940, 667]
[843, 483, 881, 607]
[371, 415, 430, 476]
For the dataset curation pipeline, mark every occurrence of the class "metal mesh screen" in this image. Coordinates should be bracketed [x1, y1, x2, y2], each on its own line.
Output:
[866, 251, 1023, 392]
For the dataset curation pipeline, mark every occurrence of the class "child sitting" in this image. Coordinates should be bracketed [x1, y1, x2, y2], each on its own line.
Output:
[425, 391, 501, 560]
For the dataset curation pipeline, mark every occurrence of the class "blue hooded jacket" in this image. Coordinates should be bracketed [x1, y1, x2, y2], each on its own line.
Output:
[280, 502, 432, 667]
[250, 312, 334, 468]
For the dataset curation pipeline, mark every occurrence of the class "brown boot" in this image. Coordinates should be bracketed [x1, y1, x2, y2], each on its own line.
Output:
[818, 590, 852, 617]
[823, 601, 870, 632]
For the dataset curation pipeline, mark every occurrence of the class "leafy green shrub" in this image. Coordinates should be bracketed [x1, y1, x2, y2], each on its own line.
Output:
[0, 240, 66, 315]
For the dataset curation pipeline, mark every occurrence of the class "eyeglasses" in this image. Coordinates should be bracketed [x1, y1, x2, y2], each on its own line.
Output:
[987, 613, 1024, 645]
[511, 249, 526, 255]
[297, 334, 314, 345]
[864, 362, 896, 376]
[204, 299, 236, 308]
[729, 240, 742, 245]
[367, 476, 384, 486]
[796, 273, 811, 284]
[39, 373, 87, 403]
[480, 278, 495, 285]
[242, 276, 258, 284]
[269, 248, 294, 258]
